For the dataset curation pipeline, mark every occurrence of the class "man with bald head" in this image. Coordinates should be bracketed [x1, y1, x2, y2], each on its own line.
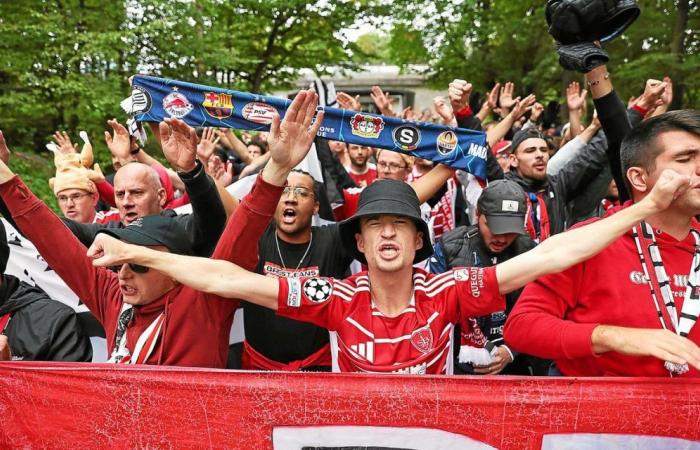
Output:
[63, 119, 227, 257]
[113, 163, 166, 225]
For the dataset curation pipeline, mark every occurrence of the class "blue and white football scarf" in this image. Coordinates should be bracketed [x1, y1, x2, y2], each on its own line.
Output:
[122, 75, 489, 179]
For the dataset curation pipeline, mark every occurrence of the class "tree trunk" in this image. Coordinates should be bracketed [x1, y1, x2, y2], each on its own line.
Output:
[670, 0, 689, 110]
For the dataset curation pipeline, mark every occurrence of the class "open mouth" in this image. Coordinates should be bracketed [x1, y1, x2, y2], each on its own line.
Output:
[123, 212, 139, 223]
[120, 284, 137, 296]
[378, 242, 399, 259]
[281, 208, 297, 224]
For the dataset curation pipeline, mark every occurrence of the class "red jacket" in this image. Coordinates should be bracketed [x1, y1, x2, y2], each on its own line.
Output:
[505, 204, 700, 377]
[0, 174, 281, 368]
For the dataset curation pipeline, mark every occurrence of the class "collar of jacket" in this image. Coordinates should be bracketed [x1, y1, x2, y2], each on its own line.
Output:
[0, 274, 30, 315]
[505, 171, 549, 193]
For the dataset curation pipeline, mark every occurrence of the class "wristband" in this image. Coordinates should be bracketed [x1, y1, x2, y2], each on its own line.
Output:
[632, 104, 650, 116]
[455, 105, 473, 120]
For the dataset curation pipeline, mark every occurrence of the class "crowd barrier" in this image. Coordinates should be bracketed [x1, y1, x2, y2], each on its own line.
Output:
[1, 362, 699, 449]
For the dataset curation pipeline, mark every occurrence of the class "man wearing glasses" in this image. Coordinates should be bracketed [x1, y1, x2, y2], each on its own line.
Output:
[238, 168, 355, 371]
[0, 90, 323, 367]
[333, 149, 451, 224]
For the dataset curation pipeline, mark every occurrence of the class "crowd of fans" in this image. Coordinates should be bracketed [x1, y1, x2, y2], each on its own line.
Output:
[0, 17, 699, 379]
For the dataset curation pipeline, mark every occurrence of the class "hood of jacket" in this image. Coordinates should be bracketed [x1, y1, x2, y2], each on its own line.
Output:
[0, 274, 48, 315]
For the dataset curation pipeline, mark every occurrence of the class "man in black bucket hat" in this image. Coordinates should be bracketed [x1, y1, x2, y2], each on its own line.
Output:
[87, 169, 699, 374]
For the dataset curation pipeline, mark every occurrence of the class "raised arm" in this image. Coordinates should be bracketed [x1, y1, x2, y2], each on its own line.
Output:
[209, 89, 323, 267]
[410, 164, 455, 204]
[88, 234, 279, 310]
[495, 169, 691, 294]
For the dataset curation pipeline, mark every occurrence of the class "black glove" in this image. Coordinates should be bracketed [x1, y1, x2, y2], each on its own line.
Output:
[546, 0, 640, 45]
[557, 42, 609, 73]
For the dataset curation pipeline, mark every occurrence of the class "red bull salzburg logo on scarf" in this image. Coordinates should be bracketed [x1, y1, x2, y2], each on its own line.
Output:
[162, 89, 193, 118]
[350, 113, 385, 139]
[202, 92, 233, 119]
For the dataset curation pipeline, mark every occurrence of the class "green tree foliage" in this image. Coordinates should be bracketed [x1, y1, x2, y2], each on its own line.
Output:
[0, 0, 382, 206]
[389, 0, 699, 108]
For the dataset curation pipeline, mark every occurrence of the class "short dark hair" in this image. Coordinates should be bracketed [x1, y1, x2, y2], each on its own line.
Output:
[511, 128, 546, 154]
[620, 110, 700, 191]
[289, 169, 319, 200]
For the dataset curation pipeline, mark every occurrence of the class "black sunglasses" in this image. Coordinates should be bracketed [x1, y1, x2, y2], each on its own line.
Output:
[110, 263, 150, 274]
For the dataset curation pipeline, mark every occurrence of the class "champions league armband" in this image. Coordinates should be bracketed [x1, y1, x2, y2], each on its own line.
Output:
[122, 75, 489, 179]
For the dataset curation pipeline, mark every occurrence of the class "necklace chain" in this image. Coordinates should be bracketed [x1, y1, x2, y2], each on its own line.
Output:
[275, 231, 313, 270]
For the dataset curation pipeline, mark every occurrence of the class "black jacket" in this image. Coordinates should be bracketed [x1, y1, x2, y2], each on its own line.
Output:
[63, 161, 226, 257]
[430, 224, 543, 375]
[431, 225, 536, 313]
[0, 274, 92, 361]
[566, 108, 644, 224]
[505, 134, 609, 236]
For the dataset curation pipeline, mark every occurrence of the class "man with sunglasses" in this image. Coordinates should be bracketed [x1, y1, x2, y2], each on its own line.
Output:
[87, 168, 700, 374]
[0, 90, 324, 367]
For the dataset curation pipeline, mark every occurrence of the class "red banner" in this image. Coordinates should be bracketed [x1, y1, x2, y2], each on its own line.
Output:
[1, 362, 699, 449]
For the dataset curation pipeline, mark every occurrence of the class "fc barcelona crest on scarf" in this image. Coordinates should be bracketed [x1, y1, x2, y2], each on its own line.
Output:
[202, 92, 234, 119]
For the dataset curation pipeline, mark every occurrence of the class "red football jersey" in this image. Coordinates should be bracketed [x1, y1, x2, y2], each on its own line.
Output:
[277, 266, 504, 374]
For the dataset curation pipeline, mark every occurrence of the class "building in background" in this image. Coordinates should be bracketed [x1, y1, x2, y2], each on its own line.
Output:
[275, 65, 443, 116]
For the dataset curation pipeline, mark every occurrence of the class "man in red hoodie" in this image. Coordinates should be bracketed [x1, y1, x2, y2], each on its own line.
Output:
[0, 89, 323, 367]
[504, 63, 700, 377]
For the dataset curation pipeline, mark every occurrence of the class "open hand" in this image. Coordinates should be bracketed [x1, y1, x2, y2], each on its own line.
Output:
[267, 89, 324, 171]
[486, 83, 501, 110]
[52, 131, 78, 155]
[336, 92, 361, 111]
[566, 81, 588, 112]
[105, 119, 133, 163]
[511, 94, 537, 121]
[370, 85, 395, 116]
[593, 325, 700, 371]
[159, 118, 198, 172]
[499, 82, 517, 110]
[196, 127, 219, 163]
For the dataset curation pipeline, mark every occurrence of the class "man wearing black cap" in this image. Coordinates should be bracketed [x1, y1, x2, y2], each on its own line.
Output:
[0, 223, 92, 362]
[430, 180, 538, 375]
[0, 90, 324, 367]
[87, 168, 696, 374]
[506, 127, 608, 241]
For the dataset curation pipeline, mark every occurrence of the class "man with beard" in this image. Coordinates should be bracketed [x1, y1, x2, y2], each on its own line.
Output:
[506, 128, 608, 241]
[87, 167, 698, 374]
[345, 144, 377, 188]
[239, 168, 354, 371]
[430, 180, 541, 375]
